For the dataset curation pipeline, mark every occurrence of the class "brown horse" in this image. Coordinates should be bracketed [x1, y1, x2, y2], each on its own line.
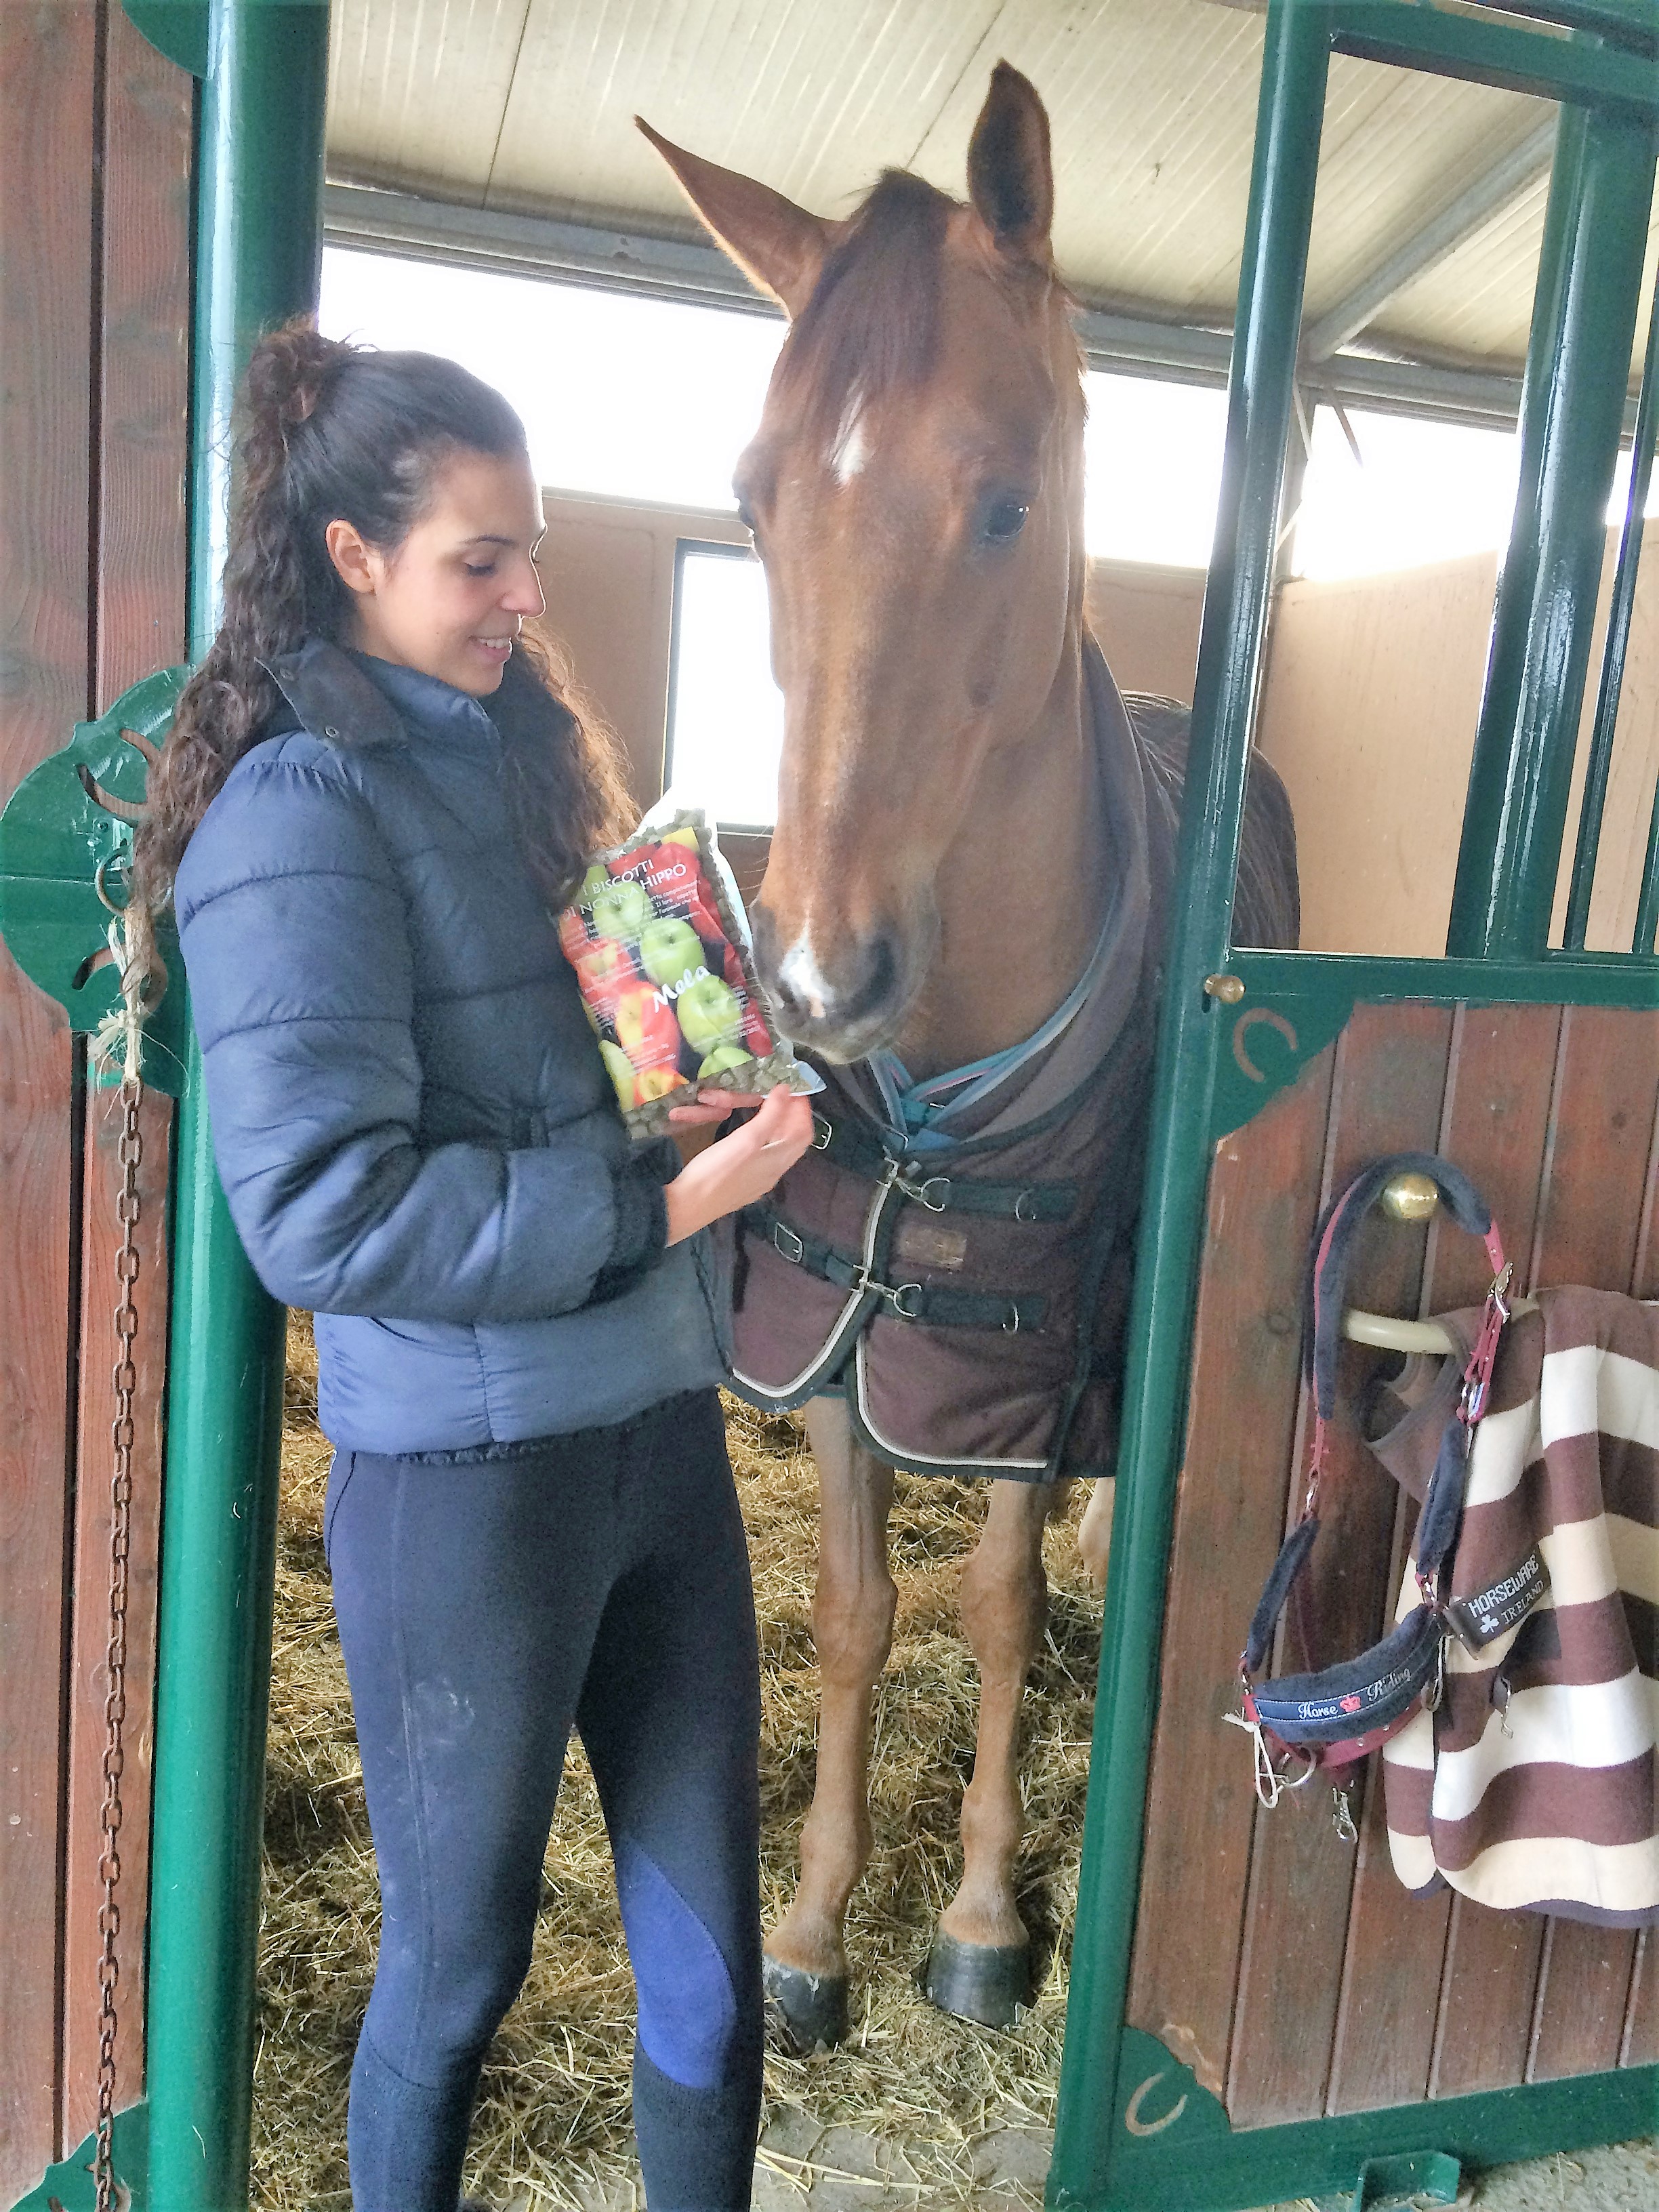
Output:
[641, 64, 1297, 2047]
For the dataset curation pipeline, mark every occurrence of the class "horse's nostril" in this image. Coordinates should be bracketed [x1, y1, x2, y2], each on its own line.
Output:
[837, 933, 900, 1027]
[766, 928, 903, 1037]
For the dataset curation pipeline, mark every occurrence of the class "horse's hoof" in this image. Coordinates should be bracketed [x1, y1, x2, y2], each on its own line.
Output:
[762, 1952, 850, 2054]
[921, 1931, 1031, 2028]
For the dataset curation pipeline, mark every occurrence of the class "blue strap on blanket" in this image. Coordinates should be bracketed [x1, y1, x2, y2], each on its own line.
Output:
[866, 899, 1123, 1151]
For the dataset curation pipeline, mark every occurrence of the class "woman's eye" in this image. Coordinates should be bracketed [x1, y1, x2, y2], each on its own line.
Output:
[981, 497, 1030, 544]
[465, 562, 497, 578]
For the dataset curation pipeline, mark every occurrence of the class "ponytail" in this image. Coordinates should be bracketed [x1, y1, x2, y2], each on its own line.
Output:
[134, 318, 633, 943]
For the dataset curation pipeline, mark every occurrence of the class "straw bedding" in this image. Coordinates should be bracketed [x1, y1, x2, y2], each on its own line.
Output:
[254, 1315, 1100, 2209]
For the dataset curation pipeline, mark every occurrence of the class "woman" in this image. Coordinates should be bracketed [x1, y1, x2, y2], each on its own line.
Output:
[135, 322, 815, 2212]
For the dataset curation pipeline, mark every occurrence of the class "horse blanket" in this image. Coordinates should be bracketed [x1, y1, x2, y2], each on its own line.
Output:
[1377, 1286, 1659, 1925]
[723, 640, 1298, 1481]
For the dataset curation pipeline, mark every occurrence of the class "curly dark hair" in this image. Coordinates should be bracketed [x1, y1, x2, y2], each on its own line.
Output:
[134, 319, 634, 938]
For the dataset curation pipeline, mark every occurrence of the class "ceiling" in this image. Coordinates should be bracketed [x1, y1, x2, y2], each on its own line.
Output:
[323, 0, 1658, 401]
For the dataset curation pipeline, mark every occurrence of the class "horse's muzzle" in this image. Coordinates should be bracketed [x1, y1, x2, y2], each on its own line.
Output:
[752, 905, 917, 1063]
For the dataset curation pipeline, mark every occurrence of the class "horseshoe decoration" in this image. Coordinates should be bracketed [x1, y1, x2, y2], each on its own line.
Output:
[1124, 2070, 1189, 2137]
[1231, 1006, 1298, 1083]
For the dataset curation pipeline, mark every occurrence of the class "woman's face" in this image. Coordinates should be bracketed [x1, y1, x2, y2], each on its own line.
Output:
[325, 447, 548, 695]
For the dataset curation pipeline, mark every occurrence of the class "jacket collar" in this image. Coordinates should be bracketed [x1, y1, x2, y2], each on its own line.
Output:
[265, 636, 502, 754]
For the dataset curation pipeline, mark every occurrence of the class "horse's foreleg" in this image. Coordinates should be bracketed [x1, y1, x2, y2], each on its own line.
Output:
[762, 1395, 895, 2050]
[926, 1475, 1057, 2026]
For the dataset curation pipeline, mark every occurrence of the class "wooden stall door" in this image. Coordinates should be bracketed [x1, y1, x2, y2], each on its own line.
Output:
[1127, 1000, 1659, 2133]
[0, 7, 190, 2200]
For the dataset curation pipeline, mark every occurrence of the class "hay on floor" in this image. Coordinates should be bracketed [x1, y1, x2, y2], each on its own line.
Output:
[255, 1314, 1100, 2209]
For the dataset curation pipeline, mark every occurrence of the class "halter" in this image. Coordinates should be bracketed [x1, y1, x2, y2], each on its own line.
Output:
[1233, 1152, 1515, 1832]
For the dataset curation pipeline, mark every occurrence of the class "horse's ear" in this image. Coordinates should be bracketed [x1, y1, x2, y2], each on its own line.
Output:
[636, 120, 829, 316]
[966, 62, 1054, 267]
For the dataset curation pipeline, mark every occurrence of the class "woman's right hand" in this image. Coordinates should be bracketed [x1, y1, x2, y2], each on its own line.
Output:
[663, 1084, 817, 1245]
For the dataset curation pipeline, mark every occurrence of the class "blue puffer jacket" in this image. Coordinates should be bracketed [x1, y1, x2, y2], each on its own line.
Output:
[174, 639, 726, 1454]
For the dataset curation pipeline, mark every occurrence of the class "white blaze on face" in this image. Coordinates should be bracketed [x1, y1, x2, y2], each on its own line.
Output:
[778, 934, 832, 1023]
[830, 396, 869, 487]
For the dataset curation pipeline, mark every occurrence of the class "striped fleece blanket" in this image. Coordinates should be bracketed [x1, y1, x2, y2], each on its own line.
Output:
[1374, 1286, 1658, 1925]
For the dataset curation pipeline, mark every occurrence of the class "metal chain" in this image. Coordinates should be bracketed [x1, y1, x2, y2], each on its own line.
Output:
[94, 1073, 143, 2212]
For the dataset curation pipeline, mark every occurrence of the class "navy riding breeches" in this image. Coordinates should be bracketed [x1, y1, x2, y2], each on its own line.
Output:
[324, 1387, 762, 2212]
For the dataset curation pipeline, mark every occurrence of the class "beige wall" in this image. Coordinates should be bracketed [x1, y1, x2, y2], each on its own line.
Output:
[1084, 558, 1207, 705]
[1256, 534, 1659, 958]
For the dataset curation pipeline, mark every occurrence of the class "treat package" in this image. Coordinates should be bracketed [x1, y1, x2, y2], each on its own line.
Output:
[557, 806, 821, 1139]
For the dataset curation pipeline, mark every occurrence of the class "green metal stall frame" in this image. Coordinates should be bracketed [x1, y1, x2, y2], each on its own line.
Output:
[6, 2, 1655, 2209]
[1048, 3, 1658, 2208]
[7, 4, 328, 2207]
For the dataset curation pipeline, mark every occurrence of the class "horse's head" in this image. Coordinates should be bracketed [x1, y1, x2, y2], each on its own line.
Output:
[641, 66, 1086, 1062]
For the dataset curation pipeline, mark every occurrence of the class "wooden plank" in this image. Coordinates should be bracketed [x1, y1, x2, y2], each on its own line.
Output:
[58, 5, 192, 2147]
[1529, 1006, 1659, 1295]
[1229, 1002, 1453, 2127]
[1530, 1919, 1645, 2083]
[0, 1, 99, 2198]
[1631, 1061, 1659, 1303]
[1524, 1006, 1659, 2082]
[1621, 1928, 1657, 2068]
[90, 0, 192, 711]
[1418, 1003, 1563, 2102]
[1125, 1046, 1336, 2102]
[61, 1090, 173, 2145]
[1432, 1900, 1549, 2100]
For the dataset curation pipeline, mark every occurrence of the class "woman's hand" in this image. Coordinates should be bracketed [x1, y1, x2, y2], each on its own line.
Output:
[666, 1091, 771, 1128]
[663, 1084, 817, 1245]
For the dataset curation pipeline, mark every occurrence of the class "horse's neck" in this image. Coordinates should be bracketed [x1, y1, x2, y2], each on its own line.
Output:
[892, 628, 1106, 1079]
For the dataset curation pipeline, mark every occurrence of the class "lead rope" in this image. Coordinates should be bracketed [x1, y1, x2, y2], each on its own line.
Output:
[89, 878, 158, 2212]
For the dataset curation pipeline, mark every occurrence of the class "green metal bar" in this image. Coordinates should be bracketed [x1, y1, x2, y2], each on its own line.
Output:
[1637, 773, 1659, 954]
[1230, 945, 1658, 1010]
[1445, 104, 1656, 963]
[1046, 3, 1332, 2201]
[1493, 0, 1659, 54]
[1564, 266, 1658, 949]
[144, 3, 328, 2208]
[1331, 0, 1659, 115]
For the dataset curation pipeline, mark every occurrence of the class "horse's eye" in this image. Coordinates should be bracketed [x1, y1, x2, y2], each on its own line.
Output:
[982, 497, 1029, 544]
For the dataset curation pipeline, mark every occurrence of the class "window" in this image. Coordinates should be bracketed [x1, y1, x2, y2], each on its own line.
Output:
[663, 543, 783, 831]
[321, 247, 784, 512]
[1082, 373, 1229, 567]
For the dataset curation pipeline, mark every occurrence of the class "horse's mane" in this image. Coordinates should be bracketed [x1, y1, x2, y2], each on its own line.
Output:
[773, 169, 955, 445]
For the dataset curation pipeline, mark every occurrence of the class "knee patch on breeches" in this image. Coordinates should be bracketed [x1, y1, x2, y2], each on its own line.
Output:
[613, 1837, 741, 2091]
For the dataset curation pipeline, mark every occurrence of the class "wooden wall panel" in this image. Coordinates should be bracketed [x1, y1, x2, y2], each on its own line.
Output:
[58, 4, 191, 2148]
[1126, 1048, 1336, 2101]
[1228, 1005, 1452, 2127]
[60, 1085, 173, 2148]
[1524, 1006, 1659, 2083]
[1422, 1005, 1562, 2101]
[1130, 1000, 1657, 2136]
[0, 4, 100, 2200]
[1622, 1929, 1657, 2068]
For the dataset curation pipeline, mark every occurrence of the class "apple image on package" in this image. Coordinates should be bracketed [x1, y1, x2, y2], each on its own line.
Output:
[598, 1040, 637, 1109]
[639, 916, 705, 989]
[676, 972, 744, 1054]
[575, 935, 637, 1000]
[615, 979, 682, 1069]
[589, 874, 653, 943]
